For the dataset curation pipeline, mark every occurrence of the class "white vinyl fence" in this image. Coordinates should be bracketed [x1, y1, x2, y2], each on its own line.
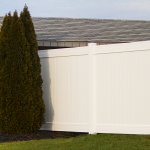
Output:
[38, 40, 150, 134]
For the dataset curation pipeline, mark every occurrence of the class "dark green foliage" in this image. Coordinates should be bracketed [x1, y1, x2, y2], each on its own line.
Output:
[0, 13, 13, 132]
[20, 5, 46, 133]
[0, 13, 12, 74]
[0, 6, 45, 133]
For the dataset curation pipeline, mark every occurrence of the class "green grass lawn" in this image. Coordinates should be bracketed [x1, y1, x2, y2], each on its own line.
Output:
[0, 133, 150, 150]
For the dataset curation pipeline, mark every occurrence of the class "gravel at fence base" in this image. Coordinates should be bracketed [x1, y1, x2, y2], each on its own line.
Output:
[0, 130, 87, 144]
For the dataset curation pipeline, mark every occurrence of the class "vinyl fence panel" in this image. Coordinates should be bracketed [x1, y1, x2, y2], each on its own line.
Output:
[94, 47, 150, 134]
[39, 47, 89, 132]
[38, 40, 150, 134]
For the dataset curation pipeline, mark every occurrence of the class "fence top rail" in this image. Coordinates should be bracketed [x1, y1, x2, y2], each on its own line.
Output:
[38, 46, 88, 58]
[94, 40, 150, 54]
[38, 40, 150, 58]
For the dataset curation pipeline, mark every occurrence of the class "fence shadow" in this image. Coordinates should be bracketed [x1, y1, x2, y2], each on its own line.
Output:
[39, 54, 54, 131]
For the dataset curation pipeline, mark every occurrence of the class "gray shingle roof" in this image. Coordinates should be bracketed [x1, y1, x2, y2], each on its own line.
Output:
[0, 16, 150, 43]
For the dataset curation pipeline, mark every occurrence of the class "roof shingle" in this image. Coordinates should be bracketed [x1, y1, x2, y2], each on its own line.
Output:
[0, 17, 150, 43]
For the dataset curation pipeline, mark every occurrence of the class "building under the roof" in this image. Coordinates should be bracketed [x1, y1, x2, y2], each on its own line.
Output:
[0, 17, 150, 50]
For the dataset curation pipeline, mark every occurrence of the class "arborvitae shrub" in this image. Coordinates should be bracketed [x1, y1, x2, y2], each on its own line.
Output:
[0, 6, 45, 133]
[20, 5, 46, 132]
[0, 13, 12, 132]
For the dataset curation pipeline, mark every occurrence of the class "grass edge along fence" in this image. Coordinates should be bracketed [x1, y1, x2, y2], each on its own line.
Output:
[0, 134, 150, 149]
[38, 40, 150, 135]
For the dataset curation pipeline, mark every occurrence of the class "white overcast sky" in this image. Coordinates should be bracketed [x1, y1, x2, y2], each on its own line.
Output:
[0, 0, 150, 20]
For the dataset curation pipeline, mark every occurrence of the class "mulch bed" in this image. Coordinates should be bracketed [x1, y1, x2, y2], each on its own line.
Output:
[0, 130, 87, 144]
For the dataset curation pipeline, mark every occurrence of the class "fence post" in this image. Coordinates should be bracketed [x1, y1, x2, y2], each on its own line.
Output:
[88, 43, 97, 134]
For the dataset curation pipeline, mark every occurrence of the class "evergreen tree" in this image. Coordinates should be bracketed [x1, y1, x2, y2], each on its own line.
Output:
[0, 13, 12, 132]
[0, 8, 45, 133]
[0, 11, 28, 133]
[20, 5, 46, 133]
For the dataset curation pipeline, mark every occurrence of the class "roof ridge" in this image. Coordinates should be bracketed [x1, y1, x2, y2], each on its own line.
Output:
[31, 17, 150, 22]
[0, 16, 150, 22]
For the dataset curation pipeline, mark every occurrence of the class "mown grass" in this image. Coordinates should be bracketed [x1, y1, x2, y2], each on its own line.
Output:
[0, 133, 150, 150]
